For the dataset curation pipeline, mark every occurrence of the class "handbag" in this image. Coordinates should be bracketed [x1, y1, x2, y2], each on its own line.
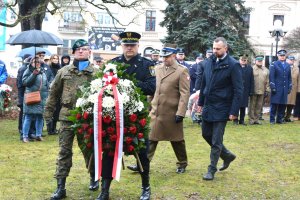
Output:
[24, 75, 42, 105]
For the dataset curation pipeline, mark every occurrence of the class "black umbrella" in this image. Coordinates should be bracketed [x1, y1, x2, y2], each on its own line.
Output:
[6, 29, 63, 46]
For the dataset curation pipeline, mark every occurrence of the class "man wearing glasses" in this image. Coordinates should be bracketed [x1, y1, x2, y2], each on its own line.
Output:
[45, 39, 99, 200]
[97, 31, 155, 200]
[36, 50, 54, 84]
[269, 49, 292, 124]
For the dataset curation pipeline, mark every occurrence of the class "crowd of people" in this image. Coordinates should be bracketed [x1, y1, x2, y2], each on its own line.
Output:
[0, 31, 299, 200]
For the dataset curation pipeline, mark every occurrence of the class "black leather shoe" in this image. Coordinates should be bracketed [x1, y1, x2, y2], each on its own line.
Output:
[176, 167, 186, 174]
[219, 154, 236, 171]
[96, 178, 112, 200]
[127, 164, 139, 172]
[89, 178, 99, 191]
[203, 171, 214, 180]
[140, 186, 151, 200]
[50, 178, 67, 200]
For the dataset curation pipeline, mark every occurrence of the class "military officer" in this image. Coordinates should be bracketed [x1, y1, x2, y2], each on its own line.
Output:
[249, 55, 270, 125]
[150, 49, 161, 65]
[44, 39, 99, 200]
[284, 56, 300, 122]
[96, 31, 155, 200]
[148, 43, 190, 173]
[269, 49, 292, 124]
[176, 48, 190, 68]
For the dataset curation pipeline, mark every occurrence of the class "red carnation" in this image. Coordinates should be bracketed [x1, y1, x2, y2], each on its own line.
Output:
[125, 137, 133, 144]
[83, 112, 89, 120]
[87, 128, 93, 135]
[129, 114, 138, 122]
[82, 123, 89, 130]
[129, 126, 137, 134]
[110, 135, 117, 142]
[102, 130, 107, 137]
[76, 113, 82, 120]
[107, 127, 115, 134]
[87, 142, 92, 148]
[127, 145, 135, 152]
[103, 115, 112, 124]
[124, 127, 128, 134]
[139, 118, 147, 127]
[77, 128, 83, 134]
[84, 134, 91, 139]
[138, 133, 144, 139]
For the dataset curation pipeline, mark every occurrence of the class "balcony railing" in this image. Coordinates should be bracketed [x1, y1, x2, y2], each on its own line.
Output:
[58, 22, 86, 33]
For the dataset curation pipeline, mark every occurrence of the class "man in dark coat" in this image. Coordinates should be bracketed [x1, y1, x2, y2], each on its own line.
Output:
[176, 48, 190, 68]
[195, 49, 213, 91]
[269, 49, 292, 124]
[198, 37, 243, 180]
[97, 31, 155, 200]
[189, 54, 203, 94]
[233, 55, 254, 125]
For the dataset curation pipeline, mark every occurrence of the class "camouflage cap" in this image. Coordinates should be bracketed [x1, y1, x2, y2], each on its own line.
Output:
[72, 39, 89, 54]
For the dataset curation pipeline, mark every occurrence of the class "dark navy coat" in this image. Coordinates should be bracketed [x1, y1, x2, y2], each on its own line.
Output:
[198, 54, 243, 122]
[269, 60, 292, 104]
[112, 54, 156, 95]
[240, 65, 254, 107]
[16, 64, 28, 106]
[195, 59, 208, 91]
[189, 63, 199, 94]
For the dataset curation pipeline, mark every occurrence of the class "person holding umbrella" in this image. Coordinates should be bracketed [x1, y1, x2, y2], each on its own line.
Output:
[22, 56, 49, 142]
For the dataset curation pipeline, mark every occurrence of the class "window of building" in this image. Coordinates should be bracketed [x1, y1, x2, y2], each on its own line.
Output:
[145, 10, 156, 31]
[273, 15, 284, 26]
[63, 12, 83, 23]
[96, 13, 116, 27]
[242, 14, 250, 35]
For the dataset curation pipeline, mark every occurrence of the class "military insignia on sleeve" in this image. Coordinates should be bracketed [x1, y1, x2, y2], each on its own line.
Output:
[149, 66, 155, 76]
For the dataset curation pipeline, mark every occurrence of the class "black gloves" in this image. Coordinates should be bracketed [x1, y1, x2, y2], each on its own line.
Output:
[288, 90, 291, 94]
[46, 119, 53, 133]
[271, 89, 276, 95]
[175, 115, 184, 123]
[264, 91, 269, 97]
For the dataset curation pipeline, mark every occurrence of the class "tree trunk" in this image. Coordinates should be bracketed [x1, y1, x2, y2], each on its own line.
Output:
[18, 0, 49, 47]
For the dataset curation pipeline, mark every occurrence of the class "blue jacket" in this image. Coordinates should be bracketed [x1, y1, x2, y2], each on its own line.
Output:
[0, 60, 8, 84]
[111, 54, 156, 96]
[269, 60, 292, 104]
[22, 65, 49, 115]
[198, 54, 243, 121]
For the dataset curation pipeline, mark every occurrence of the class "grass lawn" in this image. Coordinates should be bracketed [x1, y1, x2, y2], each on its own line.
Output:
[0, 117, 299, 200]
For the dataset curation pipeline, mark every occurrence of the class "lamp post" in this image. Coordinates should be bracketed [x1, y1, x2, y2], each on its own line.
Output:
[269, 19, 287, 61]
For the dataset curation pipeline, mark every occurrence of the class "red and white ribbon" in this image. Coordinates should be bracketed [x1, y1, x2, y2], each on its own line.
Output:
[94, 73, 124, 182]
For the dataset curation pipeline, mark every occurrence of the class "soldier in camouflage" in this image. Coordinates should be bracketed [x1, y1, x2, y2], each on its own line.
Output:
[44, 39, 99, 200]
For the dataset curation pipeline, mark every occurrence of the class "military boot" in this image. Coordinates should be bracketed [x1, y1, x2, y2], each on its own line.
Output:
[96, 178, 112, 200]
[219, 150, 236, 171]
[203, 169, 215, 180]
[89, 172, 99, 191]
[50, 178, 66, 200]
[140, 173, 150, 200]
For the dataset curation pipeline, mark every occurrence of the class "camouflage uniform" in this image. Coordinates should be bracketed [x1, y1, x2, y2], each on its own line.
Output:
[44, 63, 97, 178]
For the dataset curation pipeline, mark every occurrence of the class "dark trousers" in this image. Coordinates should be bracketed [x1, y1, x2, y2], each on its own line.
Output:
[102, 140, 150, 187]
[202, 120, 230, 172]
[18, 106, 23, 132]
[270, 103, 286, 123]
[148, 140, 188, 168]
[285, 104, 294, 120]
[237, 107, 246, 123]
[293, 93, 300, 118]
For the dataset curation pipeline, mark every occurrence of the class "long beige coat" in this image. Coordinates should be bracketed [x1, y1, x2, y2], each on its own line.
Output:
[149, 62, 190, 141]
[287, 65, 300, 105]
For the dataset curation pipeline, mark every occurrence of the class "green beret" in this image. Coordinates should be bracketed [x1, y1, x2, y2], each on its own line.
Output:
[72, 39, 89, 54]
